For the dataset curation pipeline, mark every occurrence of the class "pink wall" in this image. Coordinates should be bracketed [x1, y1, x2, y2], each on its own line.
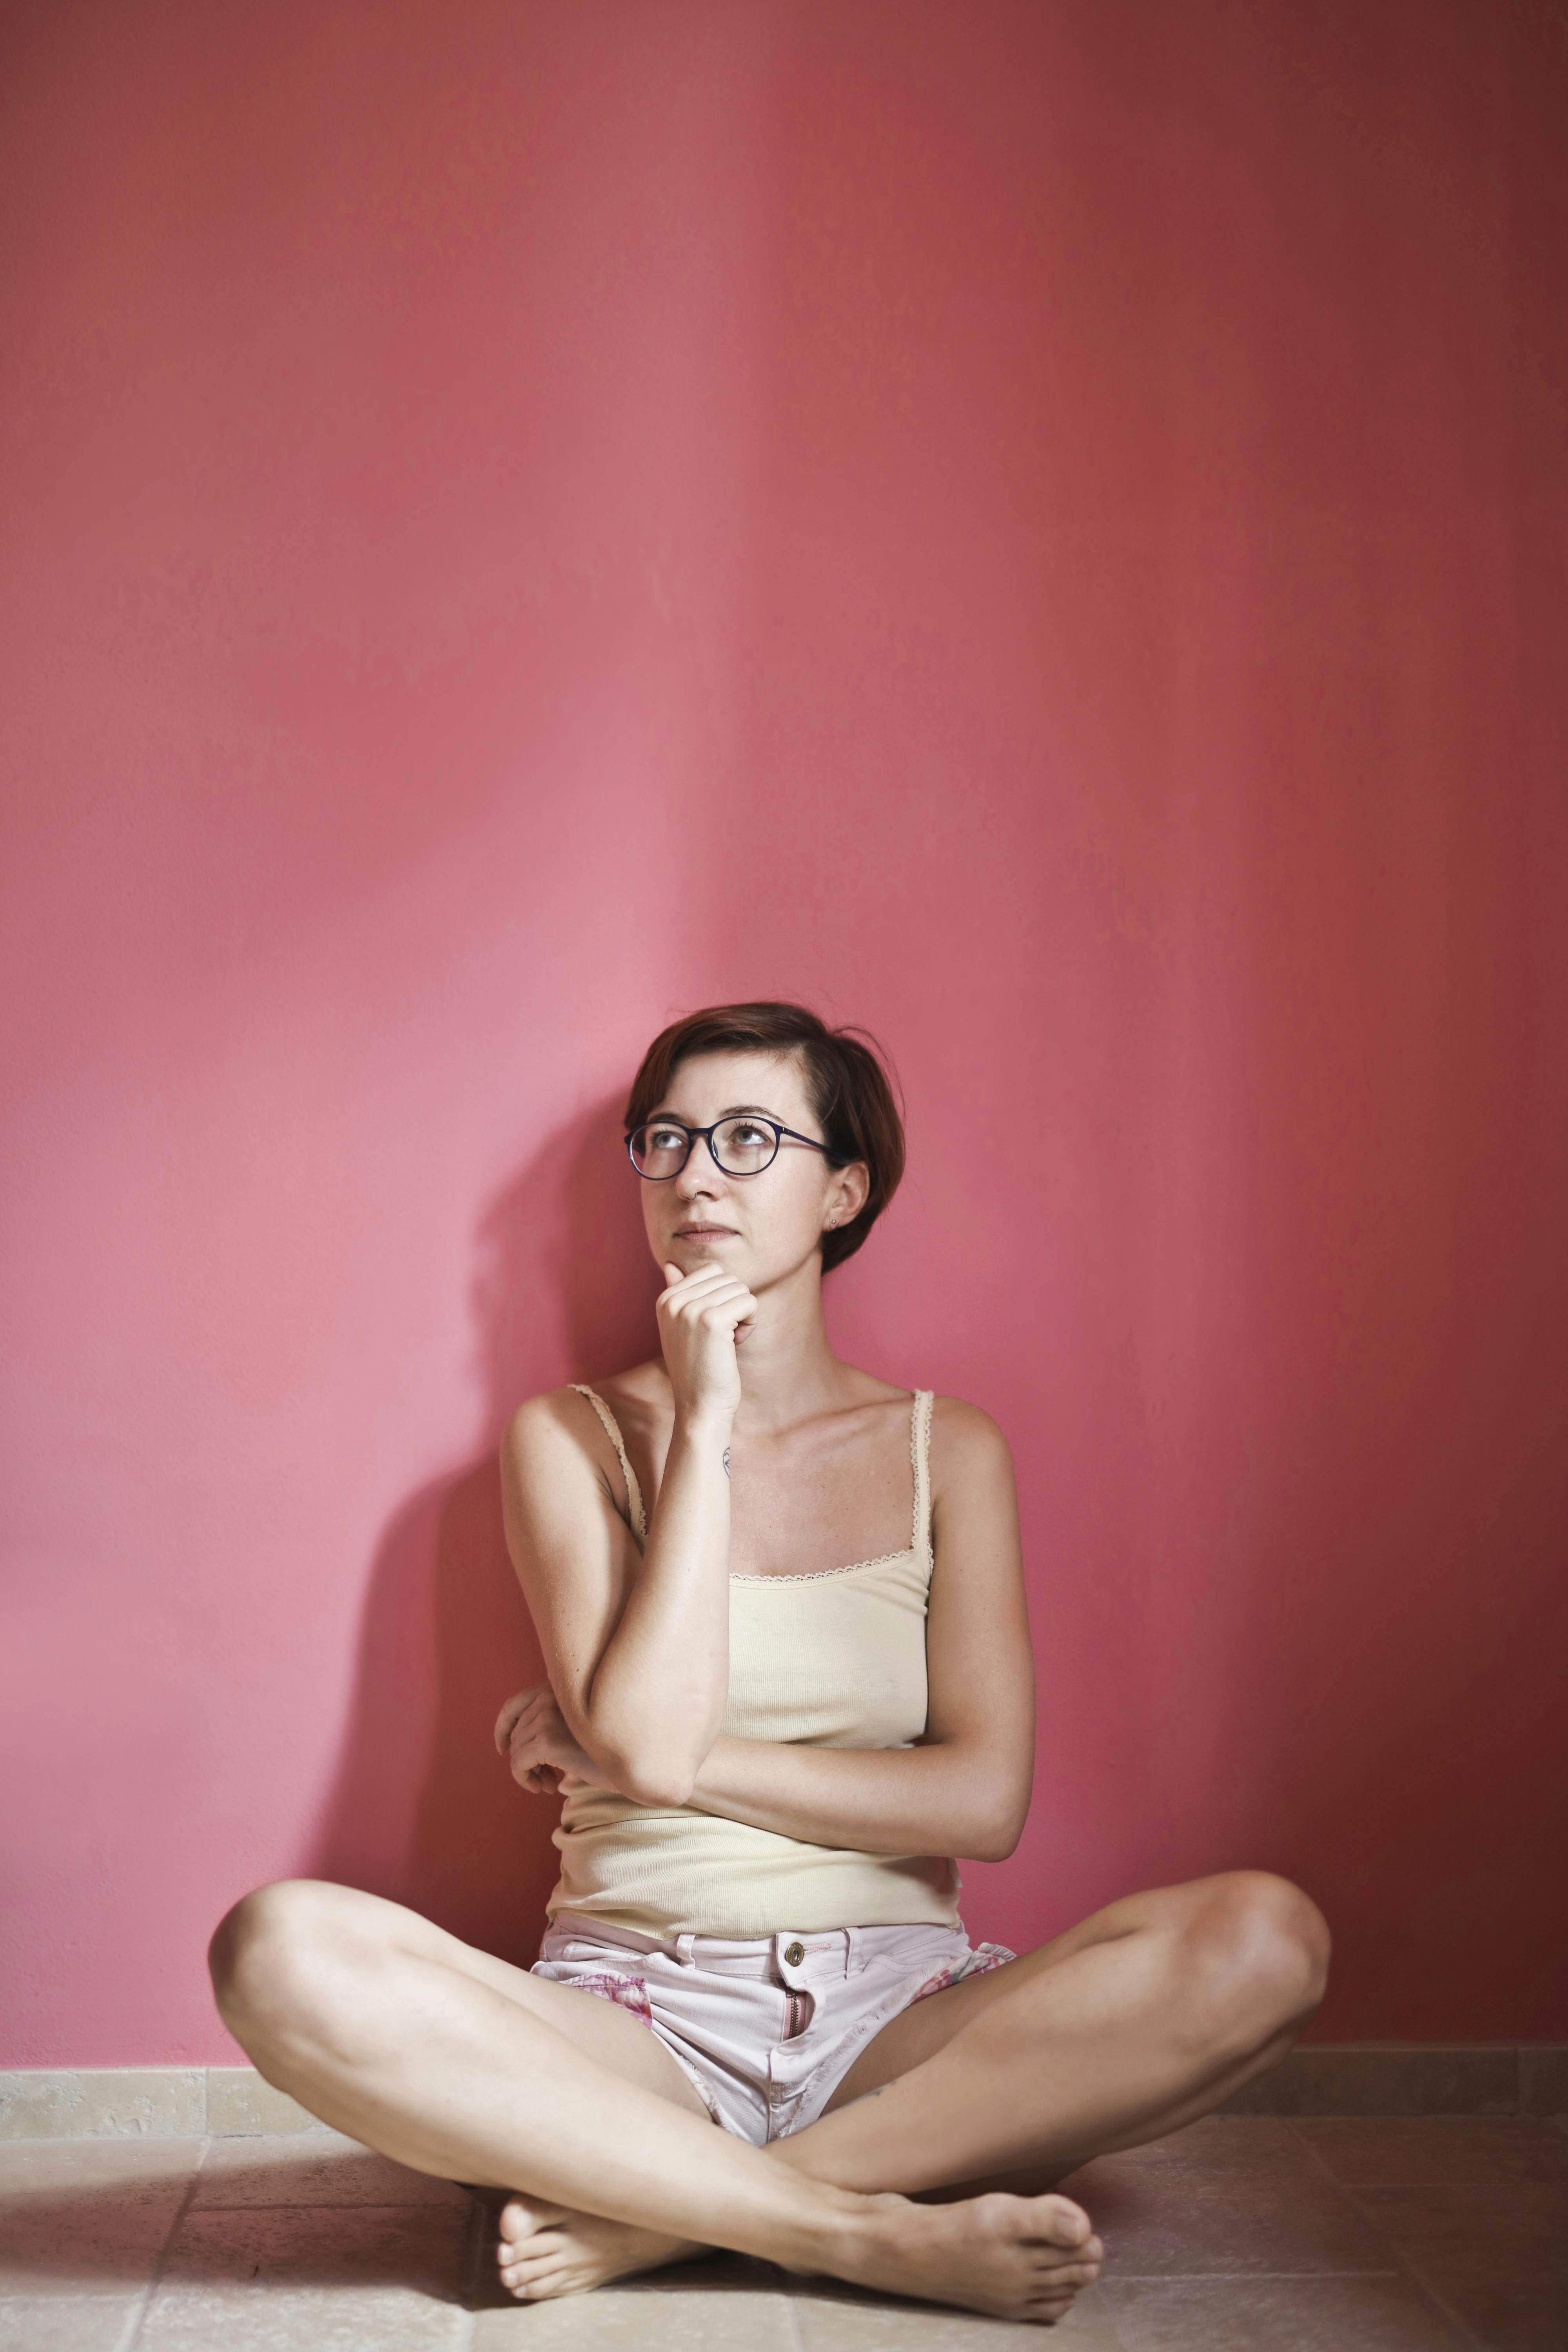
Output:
[3, 0, 1565, 2066]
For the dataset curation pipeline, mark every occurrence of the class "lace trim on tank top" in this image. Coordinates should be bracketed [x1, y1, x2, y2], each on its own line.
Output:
[569, 1385, 647, 1542]
[567, 1385, 934, 1581]
[735, 1387, 934, 1583]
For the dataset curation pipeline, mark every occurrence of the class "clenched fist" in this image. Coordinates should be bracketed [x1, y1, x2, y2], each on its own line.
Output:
[494, 1684, 597, 1795]
[657, 1260, 757, 1425]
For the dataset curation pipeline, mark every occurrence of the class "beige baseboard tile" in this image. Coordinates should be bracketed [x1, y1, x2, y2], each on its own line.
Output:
[0, 2066, 332, 2139]
[1221, 2041, 1567, 2116]
[1520, 2043, 1568, 2115]
[0, 2066, 205, 2140]
[3, 2046, 1563, 2137]
[203, 2066, 332, 2136]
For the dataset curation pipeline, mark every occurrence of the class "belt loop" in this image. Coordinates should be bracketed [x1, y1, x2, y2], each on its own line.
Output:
[845, 1926, 862, 1977]
[675, 1933, 696, 1967]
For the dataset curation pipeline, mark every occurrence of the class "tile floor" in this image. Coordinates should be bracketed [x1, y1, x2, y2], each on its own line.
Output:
[1, 2113, 1563, 2350]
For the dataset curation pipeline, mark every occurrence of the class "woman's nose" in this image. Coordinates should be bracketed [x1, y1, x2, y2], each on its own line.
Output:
[675, 1138, 726, 1194]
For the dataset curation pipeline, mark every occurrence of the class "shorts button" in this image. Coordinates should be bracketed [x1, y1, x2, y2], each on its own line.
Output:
[784, 1940, 805, 1966]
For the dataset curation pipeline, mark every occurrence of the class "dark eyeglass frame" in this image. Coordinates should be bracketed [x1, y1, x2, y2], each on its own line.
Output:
[624, 1114, 848, 1180]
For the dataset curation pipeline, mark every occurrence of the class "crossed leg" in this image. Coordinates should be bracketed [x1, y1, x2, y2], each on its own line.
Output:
[210, 1882, 1104, 2324]
[496, 1871, 1329, 2305]
[210, 1868, 1327, 2326]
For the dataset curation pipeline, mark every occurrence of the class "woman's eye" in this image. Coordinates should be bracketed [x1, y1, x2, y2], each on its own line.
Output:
[646, 1126, 686, 1149]
[731, 1123, 769, 1147]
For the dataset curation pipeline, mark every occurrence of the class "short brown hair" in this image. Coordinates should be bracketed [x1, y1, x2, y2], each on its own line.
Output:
[625, 1002, 905, 1271]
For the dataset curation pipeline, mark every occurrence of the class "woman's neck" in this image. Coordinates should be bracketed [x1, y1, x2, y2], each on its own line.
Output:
[728, 1255, 849, 1436]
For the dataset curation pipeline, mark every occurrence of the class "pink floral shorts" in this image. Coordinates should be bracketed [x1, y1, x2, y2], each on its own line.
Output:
[532, 1913, 1014, 2145]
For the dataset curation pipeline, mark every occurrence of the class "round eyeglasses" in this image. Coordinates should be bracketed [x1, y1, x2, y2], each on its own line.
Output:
[625, 1114, 845, 1181]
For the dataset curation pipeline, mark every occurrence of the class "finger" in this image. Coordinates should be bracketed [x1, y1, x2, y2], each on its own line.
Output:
[508, 1703, 549, 1757]
[661, 1259, 731, 1288]
[506, 1699, 551, 1757]
[662, 1259, 745, 1291]
[668, 1276, 754, 1316]
[494, 1688, 540, 1751]
[698, 1292, 758, 1330]
[660, 1267, 743, 1308]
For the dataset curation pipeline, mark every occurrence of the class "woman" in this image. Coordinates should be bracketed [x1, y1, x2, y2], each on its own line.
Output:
[210, 1001, 1329, 2327]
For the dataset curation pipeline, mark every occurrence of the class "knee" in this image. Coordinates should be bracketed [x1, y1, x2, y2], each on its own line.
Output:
[1175, 1872, 1331, 2063]
[208, 1880, 372, 2053]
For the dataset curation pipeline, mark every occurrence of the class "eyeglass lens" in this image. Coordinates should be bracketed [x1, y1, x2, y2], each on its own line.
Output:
[630, 1116, 779, 1178]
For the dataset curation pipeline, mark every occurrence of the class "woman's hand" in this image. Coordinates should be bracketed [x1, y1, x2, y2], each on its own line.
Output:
[657, 1260, 758, 1426]
[494, 1684, 599, 1795]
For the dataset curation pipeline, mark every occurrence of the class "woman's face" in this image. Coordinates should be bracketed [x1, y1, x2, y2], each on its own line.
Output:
[635, 1048, 869, 1294]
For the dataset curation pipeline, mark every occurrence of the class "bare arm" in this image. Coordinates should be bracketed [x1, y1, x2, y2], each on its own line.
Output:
[498, 1262, 753, 1808]
[502, 1398, 1036, 1858]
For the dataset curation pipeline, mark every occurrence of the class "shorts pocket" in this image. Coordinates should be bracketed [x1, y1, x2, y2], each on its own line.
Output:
[550, 1969, 655, 2025]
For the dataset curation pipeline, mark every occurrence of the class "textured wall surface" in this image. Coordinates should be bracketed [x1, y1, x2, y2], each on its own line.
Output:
[3, 0, 1565, 2063]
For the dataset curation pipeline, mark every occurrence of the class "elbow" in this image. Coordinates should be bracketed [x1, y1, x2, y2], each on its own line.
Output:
[621, 1767, 696, 1810]
[965, 1829, 1020, 1864]
[964, 1793, 1030, 1864]
[580, 1700, 701, 1809]
[597, 1744, 697, 1811]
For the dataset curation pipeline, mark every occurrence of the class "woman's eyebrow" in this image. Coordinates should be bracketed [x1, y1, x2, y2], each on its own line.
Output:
[649, 1102, 783, 1122]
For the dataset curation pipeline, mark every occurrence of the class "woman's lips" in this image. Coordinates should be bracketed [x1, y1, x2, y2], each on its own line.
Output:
[675, 1225, 738, 1238]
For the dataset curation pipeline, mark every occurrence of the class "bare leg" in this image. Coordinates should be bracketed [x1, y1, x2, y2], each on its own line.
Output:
[502, 1871, 1326, 2307]
[209, 1881, 1097, 2325]
[777, 1871, 1331, 2196]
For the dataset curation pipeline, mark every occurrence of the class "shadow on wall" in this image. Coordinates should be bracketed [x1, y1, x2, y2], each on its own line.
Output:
[307, 1095, 659, 1969]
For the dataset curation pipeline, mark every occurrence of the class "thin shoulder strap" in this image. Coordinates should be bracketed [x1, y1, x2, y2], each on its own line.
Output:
[910, 1390, 935, 1558]
[569, 1385, 647, 1545]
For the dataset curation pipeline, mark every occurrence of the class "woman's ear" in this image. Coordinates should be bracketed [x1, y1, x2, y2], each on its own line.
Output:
[828, 1161, 871, 1231]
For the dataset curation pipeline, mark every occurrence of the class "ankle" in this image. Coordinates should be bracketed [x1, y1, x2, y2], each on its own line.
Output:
[766, 2177, 889, 2279]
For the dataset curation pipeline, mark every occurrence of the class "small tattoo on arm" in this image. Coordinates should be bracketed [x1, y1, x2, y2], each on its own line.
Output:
[722, 1446, 731, 1479]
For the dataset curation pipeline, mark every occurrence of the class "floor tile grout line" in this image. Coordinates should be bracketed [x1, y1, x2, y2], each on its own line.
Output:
[120, 2133, 211, 2352]
[1106, 2269, 1404, 2280]
[459, 2192, 488, 2331]
[1382, 2244, 1496, 2352]
[185, 2197, 474, 2214]
[1293, 2176, 1568, 2188]
[780, 2278, 808, 2352]
[454, 2263, 478, 2352]
[1287, 2126, 1488, 2352]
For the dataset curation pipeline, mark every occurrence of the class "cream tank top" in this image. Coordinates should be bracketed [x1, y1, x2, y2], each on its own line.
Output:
[546, 1387, 962, 1939]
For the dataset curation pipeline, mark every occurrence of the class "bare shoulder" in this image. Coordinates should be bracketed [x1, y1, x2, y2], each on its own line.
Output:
[501, 1384, 593, 1463]
[498, 1384, 652, 1586]
[504, 1360, 660, 1442]
[500, 1382, 626, 1502]
[500, 1365, 669, 1504]
[929, 1393, 1014, 1477]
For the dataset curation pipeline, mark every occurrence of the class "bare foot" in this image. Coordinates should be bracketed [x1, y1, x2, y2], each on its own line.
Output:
[496, 2195, 708, 2301]
[843, 2187, 1104, 2325]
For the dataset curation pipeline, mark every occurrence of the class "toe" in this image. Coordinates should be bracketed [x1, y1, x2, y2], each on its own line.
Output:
[510, 2255, 579, 2303]
[498, 2196, 567, 2250]
[511, 2239, 564, 2267]
[500, 2234, 568, 2291]
[1042, 2260, 1099, 2288]
[1033, 2245, 1101, 2279]
[1033, 2194, 1093, 2249]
